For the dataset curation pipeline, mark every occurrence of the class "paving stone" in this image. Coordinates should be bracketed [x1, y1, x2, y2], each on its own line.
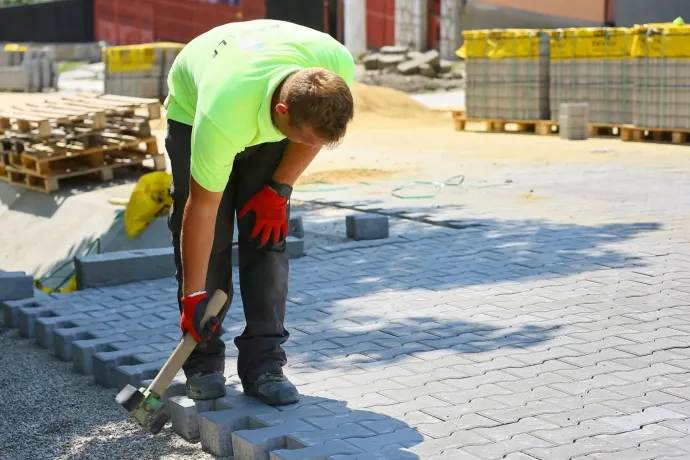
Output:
[0, 271, 34, 301]
[71, 333, 132, 374]
[113, 357, 170, 391]
[270, 440, 361, 459]
[594, 423, 688, 448]
[303, 410, 387, 430]
[599, 407, 687, 430]
[527, 435, 621, 459]
[231, 420, 318, 460]
[169, 396, 216, 441]
[92, 345, 157, 387]
[35, 313, 90, 349]
[252, 405, 333, 427]
[18, 304, 73, 339]
[588, 440, 688, 460]
[345, 214, 389, 241]
[198, 404, 280, 457]
[415, 414, 499, 439]
[407, 431, 491, 457]
[287, 423, 377, 448]
[344, 427, 428, 452]
[470, 416, 559, 442]
[74, 247, 176, 289]
[329, 446, 420, 459]
[463, 433, 553, 460]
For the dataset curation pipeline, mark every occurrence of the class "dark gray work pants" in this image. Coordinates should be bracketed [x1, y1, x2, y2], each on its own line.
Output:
[165, 119, 290, 385]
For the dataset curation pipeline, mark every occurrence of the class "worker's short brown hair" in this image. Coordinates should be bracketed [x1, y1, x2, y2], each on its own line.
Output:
[282, 68, 354, 147]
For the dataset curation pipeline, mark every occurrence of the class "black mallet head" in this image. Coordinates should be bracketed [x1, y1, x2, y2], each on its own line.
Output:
[116, 384, 168, 435]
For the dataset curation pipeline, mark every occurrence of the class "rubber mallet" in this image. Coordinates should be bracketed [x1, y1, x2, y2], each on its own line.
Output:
[115, 289, 228, 434]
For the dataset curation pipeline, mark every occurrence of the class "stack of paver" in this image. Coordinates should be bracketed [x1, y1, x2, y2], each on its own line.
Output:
[631, 24, 690, 130]
[0, 93, 165, 193]
[0, 44, 58, 92]
[462, 29, 550, 120]
[559, 102, 589, 140]
[103, 43, 184, 99]
[548, 27, 634, 126]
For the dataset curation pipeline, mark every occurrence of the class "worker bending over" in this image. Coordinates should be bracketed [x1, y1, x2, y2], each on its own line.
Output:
[164, 19, 355, 405]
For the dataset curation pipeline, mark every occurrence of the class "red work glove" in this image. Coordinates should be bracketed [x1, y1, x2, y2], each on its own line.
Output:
[238, 185, 288, 246]
[180, 291, 221, 342]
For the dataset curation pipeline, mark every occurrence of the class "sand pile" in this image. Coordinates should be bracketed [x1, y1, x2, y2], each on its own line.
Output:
[352, 81, 440, 120]
[146, 80, 445, 133]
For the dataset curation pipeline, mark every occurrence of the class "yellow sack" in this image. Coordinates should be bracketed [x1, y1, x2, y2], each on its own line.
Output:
[123, 171, 173, 239]
[34, 275, 77, 294]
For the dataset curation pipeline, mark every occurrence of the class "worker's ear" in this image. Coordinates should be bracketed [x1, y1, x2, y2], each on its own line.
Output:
[275, 102, 289, 115]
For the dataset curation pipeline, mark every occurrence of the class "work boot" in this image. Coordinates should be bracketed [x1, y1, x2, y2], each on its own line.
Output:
[185, 371, 227, 400]
[243, 370, 300, 406]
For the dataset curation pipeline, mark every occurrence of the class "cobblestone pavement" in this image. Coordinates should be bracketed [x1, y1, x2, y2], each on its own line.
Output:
[3, 152, 690, 459]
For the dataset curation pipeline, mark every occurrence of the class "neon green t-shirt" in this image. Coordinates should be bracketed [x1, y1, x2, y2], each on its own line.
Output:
[164, 19, 356, 192]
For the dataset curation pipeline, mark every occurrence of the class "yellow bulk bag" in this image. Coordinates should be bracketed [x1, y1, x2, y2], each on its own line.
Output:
[123, 171, 173, 239]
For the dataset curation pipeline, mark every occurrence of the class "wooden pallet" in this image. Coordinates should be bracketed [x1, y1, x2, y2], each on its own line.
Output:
[0, 93, 161, 141]
[453, 114, 558, 135]
[20, 134, 159, 176]
[620, 125, 690, 145]
[0, 149, 166, 193]
[452, 112, 624, 138]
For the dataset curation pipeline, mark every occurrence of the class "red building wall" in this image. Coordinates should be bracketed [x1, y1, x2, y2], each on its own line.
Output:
[366, 0, 395, 50]
[95, 0, 266, 45]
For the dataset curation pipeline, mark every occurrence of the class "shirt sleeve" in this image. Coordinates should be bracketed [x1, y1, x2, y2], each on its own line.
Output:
[190, 111, 240, 193]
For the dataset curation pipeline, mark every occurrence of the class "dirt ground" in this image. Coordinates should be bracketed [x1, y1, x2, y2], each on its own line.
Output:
[3, 89, 690, 186]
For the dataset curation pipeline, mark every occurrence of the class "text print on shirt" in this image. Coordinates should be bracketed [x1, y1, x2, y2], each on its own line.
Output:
[212, 22, 281, 58]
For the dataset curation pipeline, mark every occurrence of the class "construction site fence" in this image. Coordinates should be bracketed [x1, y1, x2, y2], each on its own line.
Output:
[458, 23, 690, 130]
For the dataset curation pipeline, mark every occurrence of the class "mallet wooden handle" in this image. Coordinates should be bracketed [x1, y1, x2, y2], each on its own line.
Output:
[148, 289, 228, 396]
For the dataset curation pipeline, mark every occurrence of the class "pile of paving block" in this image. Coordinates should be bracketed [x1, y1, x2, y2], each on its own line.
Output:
[0, 44, 59, 92]
[362, 46, 461, 79]
[103, 43, 185, 100]
[462, 29, 551, 121]
[459, 23, 690, 142]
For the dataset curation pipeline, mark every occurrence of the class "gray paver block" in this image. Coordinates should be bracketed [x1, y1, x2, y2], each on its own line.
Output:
[169, 395, 216, 441]
[287, 423, 376, 448]
[328, 446, 420, 459]
[304, 410, 387, 430]
[35, 313, 90, 349]
[251, 405, 333, 427]
[198, 405, 279, 457]
[18, 304, 65, 338]
[0, 271, 34, 301]
[113, 357, 169, 391]
[289, 216, 305, 239]
[74, 247, 175, 289]
[287, 236, 305, 259]
[270, 440, 361, 460]
[345, 214, 389, 241]
[92, 345, 157, 388]
[53, 322, 138, 361]
[71, 333, 131, 374]
[231, 420, 318, 460]
[1, 298, 40, 328]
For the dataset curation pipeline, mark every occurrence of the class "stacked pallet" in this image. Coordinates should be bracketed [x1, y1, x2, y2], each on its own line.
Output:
[628, 24, 690, 139]
[462, 29, 550, 121]
[103, 43, 184, 99]
[0, 93, 166, 193]
[548, 28, 634, 127]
